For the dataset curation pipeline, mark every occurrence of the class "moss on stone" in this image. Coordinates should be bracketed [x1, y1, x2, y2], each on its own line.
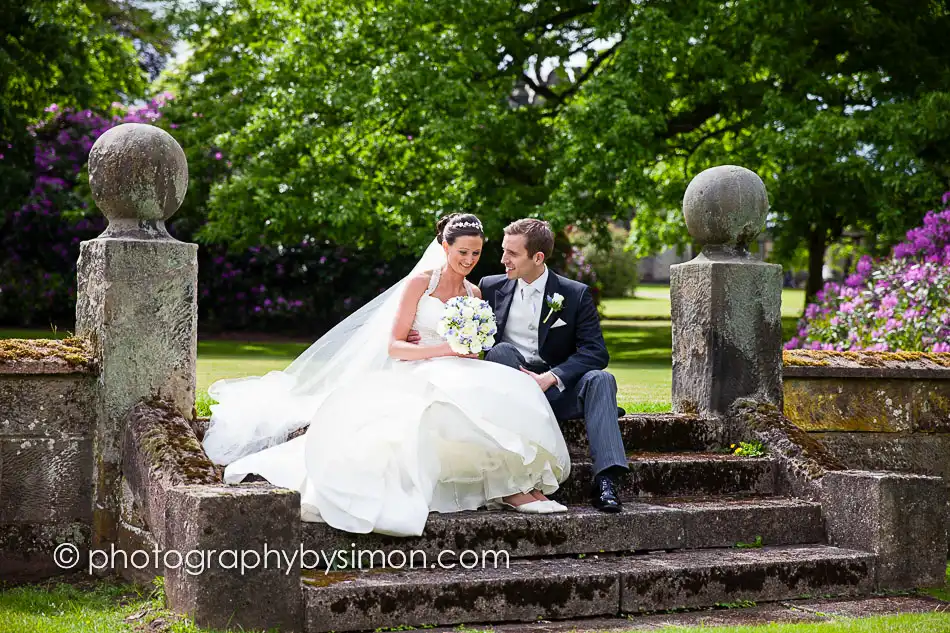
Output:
[727, 398, 846, 478]
[782, 351, 830, 367]
[131, 399, 220, 485]
[783, 349, 950, 368]
[0, 337, 94, 367]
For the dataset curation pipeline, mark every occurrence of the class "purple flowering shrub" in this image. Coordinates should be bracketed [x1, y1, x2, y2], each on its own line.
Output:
[0, 97, 415, 333]
[786, 193, 950, 353]
[0, 98, 168, 326]
[196, 240, 413, 334]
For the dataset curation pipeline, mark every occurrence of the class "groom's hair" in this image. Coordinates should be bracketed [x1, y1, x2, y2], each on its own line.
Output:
[504, 219, 554, 260]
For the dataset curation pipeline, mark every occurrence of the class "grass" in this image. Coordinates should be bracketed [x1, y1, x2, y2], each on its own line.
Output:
[0, 576, 242, 633]
[920, 563, 950, 602]
[0, 284, 806, 415]
[601, 285, 807, 320]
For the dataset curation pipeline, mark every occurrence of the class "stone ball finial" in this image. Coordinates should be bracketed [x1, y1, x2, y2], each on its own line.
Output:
[88, 123, 188, 238]
[682, 165, 769, 249]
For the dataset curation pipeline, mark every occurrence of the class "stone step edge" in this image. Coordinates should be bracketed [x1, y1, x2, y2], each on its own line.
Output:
[299, 497, 826, 562]
[300, 545, 876, 633]
[555, 455, 777, 501]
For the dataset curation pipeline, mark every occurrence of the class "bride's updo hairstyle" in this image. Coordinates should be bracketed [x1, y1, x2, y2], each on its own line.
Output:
[436, 213, 485, 245]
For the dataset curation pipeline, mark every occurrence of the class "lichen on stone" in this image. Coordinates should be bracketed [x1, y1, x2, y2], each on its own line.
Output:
[0, 337, 94, 367]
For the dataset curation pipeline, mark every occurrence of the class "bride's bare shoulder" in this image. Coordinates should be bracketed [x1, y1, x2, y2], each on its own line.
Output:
[404, 271, 433, 295]
[466, 280, 482, 299]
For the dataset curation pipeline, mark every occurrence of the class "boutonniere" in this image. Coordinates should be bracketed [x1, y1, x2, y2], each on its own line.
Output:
[543, 293, 565, 323]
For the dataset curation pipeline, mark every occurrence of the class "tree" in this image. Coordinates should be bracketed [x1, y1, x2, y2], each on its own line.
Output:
[0, 0, 176, 210]
[160, 0, 950, 287]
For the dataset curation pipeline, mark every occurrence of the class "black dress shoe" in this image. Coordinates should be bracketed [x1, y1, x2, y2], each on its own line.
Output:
[591, 474, 623, 513]
[617, 406, 626, 417]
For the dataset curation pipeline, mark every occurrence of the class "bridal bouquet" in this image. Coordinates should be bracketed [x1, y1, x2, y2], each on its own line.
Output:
[437, 296, 497, 355]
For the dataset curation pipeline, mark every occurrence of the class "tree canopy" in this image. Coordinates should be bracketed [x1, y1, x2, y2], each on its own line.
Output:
[159, 1, 950, 288]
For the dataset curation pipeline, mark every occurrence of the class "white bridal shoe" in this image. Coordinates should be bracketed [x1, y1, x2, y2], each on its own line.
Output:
[490, 499, 551, 514]
[489, 498, 568, 514]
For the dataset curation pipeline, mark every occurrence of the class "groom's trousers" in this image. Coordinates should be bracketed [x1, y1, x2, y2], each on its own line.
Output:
[485, 342, 629, 478]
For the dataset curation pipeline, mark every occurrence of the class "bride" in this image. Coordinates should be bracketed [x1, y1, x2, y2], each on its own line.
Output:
[201, 213, 571, 536]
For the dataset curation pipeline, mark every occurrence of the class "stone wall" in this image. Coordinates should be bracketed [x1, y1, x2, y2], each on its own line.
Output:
[0, 338, 96, 582]
[783, 350, 950, 481]
[784, 350, 950, 551]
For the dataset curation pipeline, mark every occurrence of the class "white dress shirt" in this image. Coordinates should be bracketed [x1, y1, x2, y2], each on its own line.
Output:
[501, 266, 565, 392]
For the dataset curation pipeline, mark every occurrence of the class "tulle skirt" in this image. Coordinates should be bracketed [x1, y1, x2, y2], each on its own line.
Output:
[220, 357, 571, 536]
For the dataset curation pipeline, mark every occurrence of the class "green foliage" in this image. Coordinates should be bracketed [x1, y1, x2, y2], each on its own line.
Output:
[195, 390, 216, 417]
[715, 599, 757, 608]
[159, 0, 950, 269]
[0, 0, 174, 209]
[571, 226, 639, 298]
[736, 536, 765, 549]
[732, 441, 766, 457]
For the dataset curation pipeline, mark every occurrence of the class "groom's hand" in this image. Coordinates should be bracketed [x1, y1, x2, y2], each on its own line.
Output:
[519, 367, 558, 392]
[407, 329, 421, 344]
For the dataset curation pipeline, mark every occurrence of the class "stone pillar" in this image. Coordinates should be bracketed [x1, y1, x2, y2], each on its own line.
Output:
[75, 123, 196, 546]
[670, 165, 783, 417]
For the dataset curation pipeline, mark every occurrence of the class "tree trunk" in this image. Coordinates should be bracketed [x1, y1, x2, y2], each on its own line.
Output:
[804, 227, 827, 307]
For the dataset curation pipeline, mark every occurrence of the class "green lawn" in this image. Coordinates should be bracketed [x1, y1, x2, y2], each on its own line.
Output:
[1, 284, 807, 415]
[601, 285, 807, 320]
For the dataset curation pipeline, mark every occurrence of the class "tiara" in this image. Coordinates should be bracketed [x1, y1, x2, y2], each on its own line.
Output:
[451, 221, 482, 230]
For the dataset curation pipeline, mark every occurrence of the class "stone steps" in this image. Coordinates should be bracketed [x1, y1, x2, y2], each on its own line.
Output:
[301, 545, 875, 632]
[552, 453, 776, 503]
[301, 497, 824, 563]
[563, 414, 724, 456]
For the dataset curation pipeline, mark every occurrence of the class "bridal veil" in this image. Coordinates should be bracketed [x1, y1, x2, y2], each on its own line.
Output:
[202, 239, 448, 465]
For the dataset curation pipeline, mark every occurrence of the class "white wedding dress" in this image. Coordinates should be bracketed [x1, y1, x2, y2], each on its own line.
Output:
[208, 263, 570, 536]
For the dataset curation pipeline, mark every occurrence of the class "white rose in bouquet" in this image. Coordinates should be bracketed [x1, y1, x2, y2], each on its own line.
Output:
[438, 296, 498, 355]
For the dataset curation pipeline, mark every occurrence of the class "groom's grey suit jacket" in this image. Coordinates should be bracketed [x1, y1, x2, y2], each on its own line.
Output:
[478, 271, 609, 393]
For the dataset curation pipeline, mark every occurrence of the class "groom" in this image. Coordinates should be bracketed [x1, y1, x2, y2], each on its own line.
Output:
[478, 219, 629, 513]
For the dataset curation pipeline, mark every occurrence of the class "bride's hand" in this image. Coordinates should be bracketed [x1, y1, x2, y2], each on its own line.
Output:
[435, 341, 479, 359]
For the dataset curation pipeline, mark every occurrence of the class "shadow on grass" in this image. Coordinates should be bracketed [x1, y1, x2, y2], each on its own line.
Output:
[198, 339, 310, 358]
[603, 323, 673, 364]
[602, 317, 799, 363]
